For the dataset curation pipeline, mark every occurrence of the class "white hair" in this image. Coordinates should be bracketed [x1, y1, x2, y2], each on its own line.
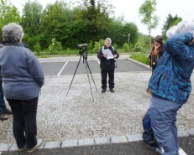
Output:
[105, 38, 112, 44]
[2, 23, 24, 43]
[166, 21, 194, 38]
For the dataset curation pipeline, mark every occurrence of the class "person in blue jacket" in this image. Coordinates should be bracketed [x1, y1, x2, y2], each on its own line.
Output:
[0, 41, 12, 121]
[147, 21, 194, 155]
[0, 23, 44, 153]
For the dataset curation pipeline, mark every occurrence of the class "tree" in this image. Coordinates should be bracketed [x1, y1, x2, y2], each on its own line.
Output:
[139, 0, 159, 51]
[20, 0, 43, 49]
[162, 14, 182, 40]
[40, 1, 76, 48]
[108, 17, 138, 46]
[77, 0, 113, 42]
[0, 0, 20, 39]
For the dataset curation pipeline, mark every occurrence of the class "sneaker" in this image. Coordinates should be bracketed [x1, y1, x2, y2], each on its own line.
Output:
[110, 89, 114, 93]
[0, 114, 9, 120]
[3, 109, 12, 115]
[101, 89, 106, 93]
[27, 139, 43, 153]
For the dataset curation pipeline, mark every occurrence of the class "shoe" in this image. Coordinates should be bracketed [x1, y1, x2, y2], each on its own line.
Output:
[18, 145, 26, 152]
[155, 147, 165, 154]
[146, 144, 157, 151]
[3, 108, 12, 115]
[0, 114, 9, 120]
[27, 139, 43, 153]
[101, 89, 106, 93]
[110, 89, 114, 93]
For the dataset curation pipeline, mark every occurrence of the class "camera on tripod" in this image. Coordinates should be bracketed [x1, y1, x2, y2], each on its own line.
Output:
[77, 43, 88, 55]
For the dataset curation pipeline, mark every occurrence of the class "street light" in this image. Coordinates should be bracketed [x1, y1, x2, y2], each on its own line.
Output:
[128, 33, 130, 45]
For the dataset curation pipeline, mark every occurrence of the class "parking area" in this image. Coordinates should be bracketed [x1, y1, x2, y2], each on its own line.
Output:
[40, 59, 150, 76]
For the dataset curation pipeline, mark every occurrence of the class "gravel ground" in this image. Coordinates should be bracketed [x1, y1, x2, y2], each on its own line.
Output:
[1, 71, 194, 144]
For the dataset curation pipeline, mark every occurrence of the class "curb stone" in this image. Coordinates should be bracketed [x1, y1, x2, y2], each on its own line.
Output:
[128, 57, 151, 70]
[0, 130, 193, 152]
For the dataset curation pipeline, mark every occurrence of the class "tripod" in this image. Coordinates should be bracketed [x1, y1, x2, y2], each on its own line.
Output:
[66, 48, 98, 102]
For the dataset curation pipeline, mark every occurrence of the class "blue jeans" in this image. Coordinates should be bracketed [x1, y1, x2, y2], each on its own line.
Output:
[7, 97, 38, 149]
[150, 94, 182, 155]
[0, 83, 6, 115]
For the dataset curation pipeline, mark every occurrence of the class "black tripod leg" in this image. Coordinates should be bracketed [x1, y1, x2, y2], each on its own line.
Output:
[84, 58, 95, 102]
[66, 54, 82, 96]
[85, 60, 98, 91]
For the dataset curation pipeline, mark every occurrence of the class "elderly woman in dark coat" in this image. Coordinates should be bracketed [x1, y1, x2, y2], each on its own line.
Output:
[0, 23, 44, 153]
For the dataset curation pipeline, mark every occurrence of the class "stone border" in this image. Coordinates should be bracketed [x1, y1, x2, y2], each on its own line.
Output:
[127, 57, 151, 70]
[0, 129, 193, 152]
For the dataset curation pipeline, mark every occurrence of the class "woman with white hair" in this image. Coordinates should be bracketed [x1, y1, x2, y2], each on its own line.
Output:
[0, 23, 44, 153]
[97, 38, 119, 93]
[147, 21, 194, 154]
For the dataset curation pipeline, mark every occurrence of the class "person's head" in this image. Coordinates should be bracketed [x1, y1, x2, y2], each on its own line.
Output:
[2, 23, 24, 43]
[166, 21, 194, 38]
[105, 38, 112, 47]
[154, 35, 163, 46]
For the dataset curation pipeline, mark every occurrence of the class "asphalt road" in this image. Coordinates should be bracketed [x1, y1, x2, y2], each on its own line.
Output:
[40, 59, 150, 76]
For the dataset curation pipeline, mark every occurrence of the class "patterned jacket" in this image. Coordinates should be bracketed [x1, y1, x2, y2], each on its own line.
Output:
[148, 32, 194, 104]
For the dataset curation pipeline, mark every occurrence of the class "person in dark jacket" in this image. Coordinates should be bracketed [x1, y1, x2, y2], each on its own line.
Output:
[148, 35, 165, 72]
[97, 38, 119, 93]
[148, 21, 194, 155]
[0, 23, 44, 153]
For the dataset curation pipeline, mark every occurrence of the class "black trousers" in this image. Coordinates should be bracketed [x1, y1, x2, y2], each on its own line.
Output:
[7, 97, 38, 149]
[101, 69, 115, 89]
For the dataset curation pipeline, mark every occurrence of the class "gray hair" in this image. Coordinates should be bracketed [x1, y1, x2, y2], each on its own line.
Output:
[105, 38, 112, 44]
[2, 23, 24, 43]
[166, 21, 194, 38]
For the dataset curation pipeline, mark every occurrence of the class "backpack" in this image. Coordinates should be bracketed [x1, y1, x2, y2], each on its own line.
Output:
[142, 109, 158, 149]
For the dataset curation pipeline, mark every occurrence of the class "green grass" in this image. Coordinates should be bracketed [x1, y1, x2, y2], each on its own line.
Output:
[34, 47, 131, 57]
[130, 53, 150, 65]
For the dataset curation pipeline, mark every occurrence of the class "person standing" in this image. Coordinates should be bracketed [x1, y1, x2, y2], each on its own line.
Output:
[148, 35, 165, 72]
[148, 21, 194, 155]
[0, 23, 44, 153]
[0, 41, 12, 121]
[97, 38, 119, 93]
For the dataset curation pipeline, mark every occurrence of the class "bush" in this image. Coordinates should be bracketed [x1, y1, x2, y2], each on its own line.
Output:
[34, 42, 41, 56]
[48, 38, 63, 54]
[88, 40, 93, 50]
[93, 39, 104, 53]
[123, 42, 129, 52]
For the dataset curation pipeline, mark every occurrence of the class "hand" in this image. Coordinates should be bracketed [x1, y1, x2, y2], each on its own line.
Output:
[103, 54, 107, 58]
[155, 44, 160, 49]
[188, 36, 194, 45]
[147, 88, 152, 94]
[114, 54, 117, 58]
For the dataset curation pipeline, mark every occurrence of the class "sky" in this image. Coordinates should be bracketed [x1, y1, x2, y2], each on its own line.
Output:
[11, 0, 194, 37]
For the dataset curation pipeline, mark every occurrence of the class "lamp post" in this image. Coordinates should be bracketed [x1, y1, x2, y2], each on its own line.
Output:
[128, 33, 130, 45]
